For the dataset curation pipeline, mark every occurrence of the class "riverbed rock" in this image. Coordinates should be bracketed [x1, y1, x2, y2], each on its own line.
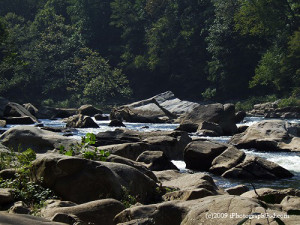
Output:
[110, 91, 198, 123]
[230, 120, 300, 152]
[0, 212, 67, 225]
[64, 114, 99, 128]
[94, 113, 109, 120]
[23, 103, 39, 116]
[0, 120, 6, 127]
[235, 111, 246, 123]
[36, 106, 77, 119]
[222, 155, 294, 179]
[77, 104, 102, 117]
[136, 151, 178, 171]
[41, 199, 124, 225]
[0, 126, 78, 153]
[184, 140, 228, 170]
[175, 123, 198, 133]
[9, 201, 31, 214]
[0, 188, 14, 207]
[281, 196, 300, 213]
[108, 119, 126, 127]
[180, 103, 237, 135]
[96, 129, 191, 160]
[107, 154, 157, 181]
[241, 188, 300, 204]
[115, 195, 297, 225]
[209, 146, 246, 175]
[31, 154, 158, 204]
[225, 185, 249, 195]
[163, 188, 215, 201]
[3, 102, 38, 123]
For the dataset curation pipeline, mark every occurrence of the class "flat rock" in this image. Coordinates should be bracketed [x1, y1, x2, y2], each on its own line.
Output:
[184, 140, 228, 170]
[0, 126, 78, 153]
[41, 199, 125, 225]
[225, 185, 249, 195]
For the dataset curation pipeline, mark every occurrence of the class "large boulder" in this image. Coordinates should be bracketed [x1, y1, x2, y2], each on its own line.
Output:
[77, 104, 102, 117]
[222, 155, 294, 179]
[184, 140, 228, 170]
[0, 212, 66, 225]
[136, 151, 178, 171]
[31, 154, 158, 204]
[0, 126, 78, 153]
[110, 91, 198, 123]
[3, 102, 38, 123]
[230, 120, 300, 152]
[23, 103, 39, 116]
[0, 188, 14, 207]
[281, 196, 300, 213]
[97, 129, 191, 160]
[4, 116, 36, 124]
[114, 195, 299, 225]
[64, 114, 99, 128]
[180, 103, 237, 135]
[41, 199, 125, 225]
[209, 146, 246, 175]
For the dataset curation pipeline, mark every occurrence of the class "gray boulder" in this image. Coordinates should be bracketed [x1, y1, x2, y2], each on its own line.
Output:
[77, 104, 102, 117]
[0, 126, 78, 153]
[23, 103, 39, 116]
[225, 185, 249, 195]
[31, 154, 158, 204]
[281, 196, 300, 213]
[184, 140, 228, 170]
[108, 119, 126, 127]
[209, 146, 246, 175]
[64, 114, 99, 128]
[0, 188, 14, 207]
[230, 120, 300, 152]
[180, 103, 237, 135]
[4, 116, 36, 124]
[136, 151, 178, 171]
[41, 199, 125, 225]
[0, 119, 6, 127]
[3, 102, 38, 123]
[222, 155, 294, 179]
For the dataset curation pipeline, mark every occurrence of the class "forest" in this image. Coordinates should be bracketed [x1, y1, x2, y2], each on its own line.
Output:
[0, 0, 299, 107]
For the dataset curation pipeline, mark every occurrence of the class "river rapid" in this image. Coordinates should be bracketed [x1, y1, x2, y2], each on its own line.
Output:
[1, 116, 300, 190]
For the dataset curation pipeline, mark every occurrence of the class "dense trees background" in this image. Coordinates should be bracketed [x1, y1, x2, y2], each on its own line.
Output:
[0, 0, 299, 106]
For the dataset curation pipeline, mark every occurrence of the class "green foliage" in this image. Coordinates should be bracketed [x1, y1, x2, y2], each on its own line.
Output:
[59, 133, 110, 161]
[0, 148, 57, 213]
[235, 95, 277, 111]
[120, 186, 137, 208]
[202, 88, 216, 100]
[278, 97, 300, 108]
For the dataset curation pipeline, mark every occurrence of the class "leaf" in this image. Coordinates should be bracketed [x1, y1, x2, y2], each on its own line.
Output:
[65, 150, 73, 156]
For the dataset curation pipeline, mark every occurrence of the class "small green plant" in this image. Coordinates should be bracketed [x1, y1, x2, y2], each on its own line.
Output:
[120, 186, 137, 208]
[0, 148, 57, 214]
[277, 97, 300, 108]
[59, 133, 110, 161]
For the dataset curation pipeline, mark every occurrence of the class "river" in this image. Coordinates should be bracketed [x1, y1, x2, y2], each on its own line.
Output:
[1, 116, 300, 190]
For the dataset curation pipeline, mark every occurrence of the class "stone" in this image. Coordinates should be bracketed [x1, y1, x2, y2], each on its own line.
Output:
[77, 104, 102, 117]
[225, 185, 249, 195]
[23, 103, 39, 116]
[163, 188, 215, 201]
[136, 151, 178, 171]
[281, 196, 300, 213]
[0, 169, 17, 180]
[241, 188, 300, 204]
[31, 154, 158, 204]
[0, 119, 6, 127]
[107, 154, 157, 182]
[64, 114, 99, 128]
[0, 212, 66, 225]
[0, 188, 14, 206]
[41, 199, 125, 225]
[9, 201, 31, 214]
[3, 102, 38, 123]
[94, 114, 109, 120]
[235, 111, 246, 123]
[230, 120, 300, 152]
[222, 155, 294, 179]
[209, 146, 245, 175]
[108, 119, 126, 127]
[197, 121, 223, 135]
[175, 123, 198, 133]
[0, 126, 78, 153]
[180, 103, 237, 135]
[184, 140, 227, 170]
[236, 125, 248, 133]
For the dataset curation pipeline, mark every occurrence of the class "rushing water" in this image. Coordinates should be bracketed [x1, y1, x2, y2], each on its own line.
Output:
[1, 116, 300, 189]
